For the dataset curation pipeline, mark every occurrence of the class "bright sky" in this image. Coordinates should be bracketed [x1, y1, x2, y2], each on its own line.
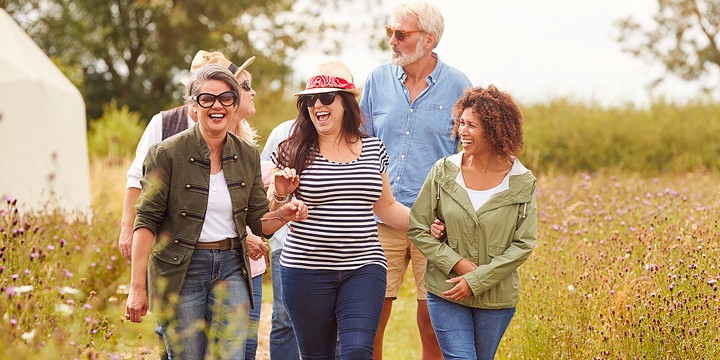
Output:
[294, 0, 710, 107]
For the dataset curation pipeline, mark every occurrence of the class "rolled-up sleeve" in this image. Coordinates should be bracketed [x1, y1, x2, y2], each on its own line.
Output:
[134, 144, 171, 235]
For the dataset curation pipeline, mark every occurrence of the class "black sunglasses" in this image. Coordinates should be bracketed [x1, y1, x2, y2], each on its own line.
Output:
[300, 92, 337, 107]
[385, 25, 423, 41]
[239, 80, 252, 92]
[193, 91, 238, 109]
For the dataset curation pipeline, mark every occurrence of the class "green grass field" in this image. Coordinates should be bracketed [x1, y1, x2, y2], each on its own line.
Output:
[2, 100, 720, 358]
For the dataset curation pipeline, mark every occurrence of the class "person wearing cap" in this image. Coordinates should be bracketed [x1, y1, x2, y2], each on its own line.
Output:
[359, 1, 472, 358]
[268, 61, 410, 359]
[125, 63, 308, 359]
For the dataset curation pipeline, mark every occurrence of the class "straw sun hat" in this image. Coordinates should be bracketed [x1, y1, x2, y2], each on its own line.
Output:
[181, 50, 255, 85]
[295, 61, 362, 97]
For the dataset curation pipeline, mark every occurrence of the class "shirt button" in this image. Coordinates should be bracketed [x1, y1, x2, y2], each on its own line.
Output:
[189, 157, 195, 163]
[404, 89, 408, 93]
[400, 154, 405, 159]
[405, 131, 410, 135]
[409, 109, 414, 113]
[241, 182, 246, 188]
[174, 240, 179, 244]
[396, 176, 400, 180]
[173, 257, 178, 261]
[180, 211, 187, 217]
[185, 184, 191, 189]
[439, 105, 443, 110]
[233, 155, 238, 160]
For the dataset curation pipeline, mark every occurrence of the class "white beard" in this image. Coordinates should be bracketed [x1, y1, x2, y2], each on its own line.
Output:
[390, 37, 426, 67]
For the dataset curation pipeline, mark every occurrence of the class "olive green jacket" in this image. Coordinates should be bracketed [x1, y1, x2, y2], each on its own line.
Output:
[134, 123, 269, 311]
[408, 155, 537, 309]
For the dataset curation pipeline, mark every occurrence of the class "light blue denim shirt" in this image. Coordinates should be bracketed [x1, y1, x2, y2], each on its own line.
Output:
[260, 119, 295, 251]
[360, 54, 471, 208]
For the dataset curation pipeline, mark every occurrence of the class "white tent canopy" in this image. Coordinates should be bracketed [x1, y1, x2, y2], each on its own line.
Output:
[0, 9, 91, 215]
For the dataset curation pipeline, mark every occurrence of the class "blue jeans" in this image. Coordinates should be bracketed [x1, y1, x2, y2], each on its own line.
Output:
[269, 249, 301, 360]
[281, 264, 386, 360]
[163, 249, 250, 360]
[427, 293, 515, 360]
[244, 274, 263, 360]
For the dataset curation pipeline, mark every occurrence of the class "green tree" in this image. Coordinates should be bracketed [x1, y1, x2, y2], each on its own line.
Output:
[616, 0, 720, 90]
[1, 0, 385, 123]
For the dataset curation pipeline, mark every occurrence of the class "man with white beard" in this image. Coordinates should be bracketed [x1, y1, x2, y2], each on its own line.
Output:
[360, 1, 471, 359]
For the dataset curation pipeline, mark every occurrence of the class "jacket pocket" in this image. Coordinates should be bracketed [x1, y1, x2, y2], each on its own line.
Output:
[152, 244, 188, 266]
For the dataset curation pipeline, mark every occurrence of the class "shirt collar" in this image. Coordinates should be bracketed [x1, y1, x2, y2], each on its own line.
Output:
[394, 52, 443, 84]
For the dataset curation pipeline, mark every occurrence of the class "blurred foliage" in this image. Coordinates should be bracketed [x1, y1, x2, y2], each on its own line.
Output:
[616, 0, 720, 93]
[520, 98, 720, 175]
[1, 0, 386, 123]
[87, 101, 145, 160]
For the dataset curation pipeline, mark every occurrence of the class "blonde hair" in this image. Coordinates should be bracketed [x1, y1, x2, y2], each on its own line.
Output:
[394, 0, 444, 48]
[232, 119, 258, 145]
[231, 69, 257, 145]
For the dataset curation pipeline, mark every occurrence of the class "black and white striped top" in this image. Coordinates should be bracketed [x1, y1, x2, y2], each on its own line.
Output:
[272, 137, 389, 270]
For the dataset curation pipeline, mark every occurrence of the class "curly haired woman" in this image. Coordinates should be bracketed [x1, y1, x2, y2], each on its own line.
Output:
[408, 85, 537, 360]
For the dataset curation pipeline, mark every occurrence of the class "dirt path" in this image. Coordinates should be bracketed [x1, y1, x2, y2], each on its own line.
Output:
[255, 302, 273, 360]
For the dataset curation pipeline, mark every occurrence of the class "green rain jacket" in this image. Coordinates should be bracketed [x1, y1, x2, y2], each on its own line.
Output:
[134, 123, 270, 312]
[408, 155, 537, 309]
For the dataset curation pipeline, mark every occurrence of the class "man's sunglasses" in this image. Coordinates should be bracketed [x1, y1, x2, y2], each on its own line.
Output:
[193, 91, 238, 109]
[300, 92, 337, 107]
[385, 25, 423, 41]
[239, 80, 252, 92]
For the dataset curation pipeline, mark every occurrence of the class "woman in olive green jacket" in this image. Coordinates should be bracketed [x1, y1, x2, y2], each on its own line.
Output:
[408, 85, 537, 360]
[125, 64, 307, 360]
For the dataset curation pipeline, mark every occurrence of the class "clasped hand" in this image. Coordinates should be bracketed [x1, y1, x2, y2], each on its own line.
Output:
[278, 199, 308, 222]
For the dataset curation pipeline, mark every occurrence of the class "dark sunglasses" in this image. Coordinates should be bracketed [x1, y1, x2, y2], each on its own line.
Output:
[239, 80, 252, 92]
[193, 91, 238, 109]
[300, 92, 337, 107]
[385, 25, 423, 41]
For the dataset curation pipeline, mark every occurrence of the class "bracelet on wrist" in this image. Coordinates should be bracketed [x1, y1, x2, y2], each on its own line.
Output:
[273, 190, 291, 203]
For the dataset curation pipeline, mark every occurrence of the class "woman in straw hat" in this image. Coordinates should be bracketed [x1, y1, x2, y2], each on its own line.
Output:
[125, 63, 308, 360]
[268, 61, 411, 359]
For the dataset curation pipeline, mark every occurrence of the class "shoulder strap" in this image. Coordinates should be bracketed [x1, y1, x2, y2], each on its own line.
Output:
[160, 105, 189, 140]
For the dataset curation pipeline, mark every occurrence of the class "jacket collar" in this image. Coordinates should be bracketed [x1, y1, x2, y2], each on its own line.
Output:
[190, 122, 240, 164]
[436, 154, 536, 218]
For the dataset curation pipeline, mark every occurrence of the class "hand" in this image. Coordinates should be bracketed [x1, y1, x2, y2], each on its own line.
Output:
[430, 219, 446, 240]
[118, 228, 133, 261]
[452, 258, 478, 276]
[273, 167, 300, 198]
[246, 233, 269, 261]
[279, 199, 308, 222]
[442, 276, 473, 301]
[125, 286, 148, 323]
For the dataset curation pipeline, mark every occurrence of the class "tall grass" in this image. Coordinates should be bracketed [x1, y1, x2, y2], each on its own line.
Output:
[501, 171, 720, 358]
[522, 100, 720, 174]
[2, 100, 719, 358]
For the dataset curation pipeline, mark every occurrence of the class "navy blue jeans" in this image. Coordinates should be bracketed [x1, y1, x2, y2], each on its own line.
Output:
[244, 274, 263, 360]
[281, 264, 386, 360]
[269, 249, 301, 360]
[163, 249, 250, 360]
[427, 293, 515, 360]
